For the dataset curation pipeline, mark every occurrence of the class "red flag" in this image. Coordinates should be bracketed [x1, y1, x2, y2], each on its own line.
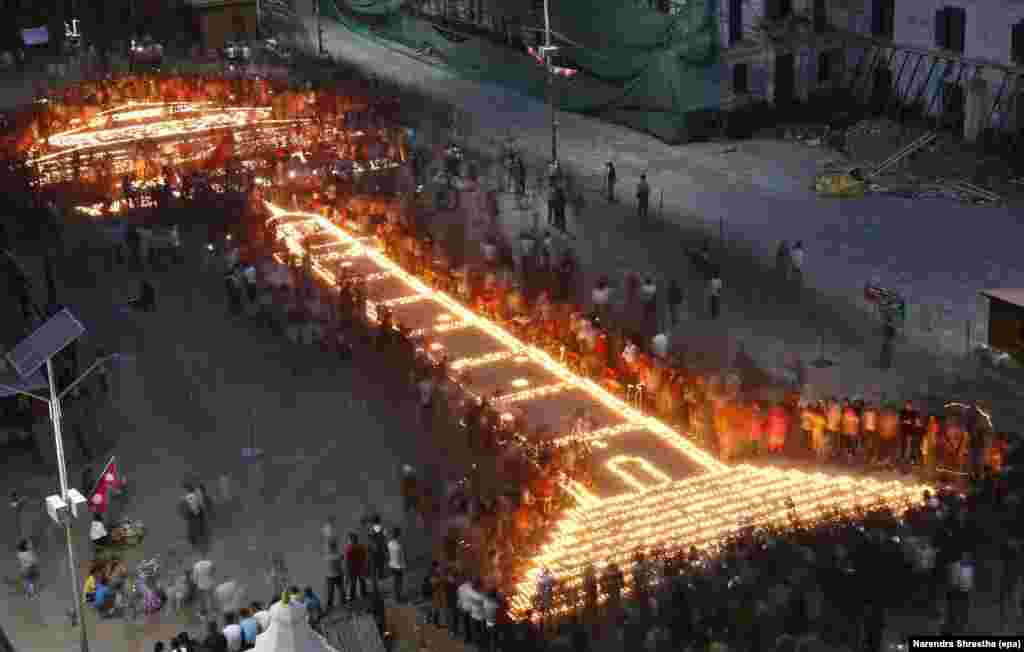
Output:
[88, 457, 123, 514]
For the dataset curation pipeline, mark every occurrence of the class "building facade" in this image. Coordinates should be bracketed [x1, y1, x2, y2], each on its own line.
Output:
[720, 0, 1024, 141]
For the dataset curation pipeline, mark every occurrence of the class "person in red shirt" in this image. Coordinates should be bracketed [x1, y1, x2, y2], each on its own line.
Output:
[748, 401, 764, 452]
[344, 533, 369, 602]
[766, 403, 788, 454]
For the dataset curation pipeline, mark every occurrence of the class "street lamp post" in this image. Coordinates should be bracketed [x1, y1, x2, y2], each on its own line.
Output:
[3, 309, 129, 652]
[541, 0, 558, 166]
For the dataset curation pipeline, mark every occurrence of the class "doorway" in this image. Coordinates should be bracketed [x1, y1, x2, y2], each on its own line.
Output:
[871, 66, 894, 115]
[943, 80, 966, 132]
[774, 53, 795, 107]
[729, 0, 743, 45]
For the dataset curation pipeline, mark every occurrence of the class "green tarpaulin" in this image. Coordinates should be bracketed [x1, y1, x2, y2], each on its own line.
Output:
[321, 0, 721, 143]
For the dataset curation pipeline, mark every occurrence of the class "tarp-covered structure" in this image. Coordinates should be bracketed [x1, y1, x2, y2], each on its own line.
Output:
[319, 0, 721, 144]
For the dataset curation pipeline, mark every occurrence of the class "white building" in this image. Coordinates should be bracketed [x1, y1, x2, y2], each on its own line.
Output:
[720, 0, 1024, 141]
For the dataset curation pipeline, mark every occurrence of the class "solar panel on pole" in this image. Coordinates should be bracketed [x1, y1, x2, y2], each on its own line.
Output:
[5, 308, 86, 379]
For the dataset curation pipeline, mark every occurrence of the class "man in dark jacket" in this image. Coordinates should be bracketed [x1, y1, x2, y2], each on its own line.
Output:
[606, 161, 617, 202]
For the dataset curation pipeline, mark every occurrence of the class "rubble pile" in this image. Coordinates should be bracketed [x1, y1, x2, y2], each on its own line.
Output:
[807, 117, 1020, 205]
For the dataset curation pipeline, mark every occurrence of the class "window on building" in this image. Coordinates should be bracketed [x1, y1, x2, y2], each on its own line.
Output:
[817, 50, 835, 83]
[1012, 21, 1024, 64]
[813, 0, 827, 33]
[764, 0, 792, 21]
[935, 6, 966, 53]
[733, 62, 749, 94]
[728, 0, 743, 45]
[872, 0, 894, 38]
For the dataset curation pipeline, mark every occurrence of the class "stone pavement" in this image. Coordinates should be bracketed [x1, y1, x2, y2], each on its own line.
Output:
[0, 216, 451, 651]
[307, 17, 1024, 434]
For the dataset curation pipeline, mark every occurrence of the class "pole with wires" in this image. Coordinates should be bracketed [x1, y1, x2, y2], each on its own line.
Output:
[542, 0, 558, 166]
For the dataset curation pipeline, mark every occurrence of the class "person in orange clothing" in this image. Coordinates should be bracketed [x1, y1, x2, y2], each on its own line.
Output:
[716, 402, 737, 462]
[841, 400, 861, 459]
[748, 401, 764, 454]
[861, 403, 879, 464]
[878, 405, 900, 465]
[806, 402, 828, 462]
[825, 398, 842, 459]
[766, 403, 788, 454]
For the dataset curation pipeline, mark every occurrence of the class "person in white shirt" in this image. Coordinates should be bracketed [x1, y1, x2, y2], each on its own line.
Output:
[387, 528, 407, 603]
[16, 539, 38, 598]
[466, 579, 485, 645]
[457, 578, 475, 644]
[192, 559, 216, 618]
[651, 333, 669, 360]
[214, 579, 246, 617]
[591, 278, 611, 323]
[90, 514, 109, 549]
[222, 611, 243, 652]
[482, 589, 500, 650]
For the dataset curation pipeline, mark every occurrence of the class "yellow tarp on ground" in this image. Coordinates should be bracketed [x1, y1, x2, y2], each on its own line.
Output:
[814, 173, 865, 198]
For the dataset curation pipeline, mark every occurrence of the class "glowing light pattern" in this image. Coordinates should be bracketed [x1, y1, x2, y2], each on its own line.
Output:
[491, 383, 571, 405]
[45, 104, 274, 152]
[605, 456, 673, 492]
[408, 321, 470, 337]
[450, 351, 518, 371]
[361, 272, 392, 283]
[552, 423, 642, 447]
[513, 465, 925, 617]
[263, 203, 932, 621]
[380, 294, 427, 308]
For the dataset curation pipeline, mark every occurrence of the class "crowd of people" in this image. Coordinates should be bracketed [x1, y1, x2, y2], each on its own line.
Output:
[6, 64, 1019, 652]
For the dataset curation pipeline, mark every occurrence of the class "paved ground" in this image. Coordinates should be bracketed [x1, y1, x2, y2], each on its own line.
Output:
[304, 17, 1024, 434]
[1, 215, 450, 652]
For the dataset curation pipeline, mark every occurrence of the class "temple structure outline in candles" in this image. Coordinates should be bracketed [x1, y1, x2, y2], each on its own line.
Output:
[49, 100, 929, 621]
[265, 203, 932, 620]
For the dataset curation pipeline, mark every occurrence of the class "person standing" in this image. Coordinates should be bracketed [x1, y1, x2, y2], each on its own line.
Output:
[606, 161, 617, 202]
[636, 174, 650, 219]
[16, 539, 38, 598]
[880, 321, 896, 370]
[400, 466, 419, 517]
[435, 566, 456, 636]
[387, 527, 407, 603]
[554, 185, 568, 232]
[708, 272, 723, 320]
[790, 241, 805, 287]
[457, 575, 475, 644]
[640, 277, 657, 335]
[180, 483, 206, 549]
[192, 558, 216, 620]
[667, 279, 684, 327]
[515, 156, 526, 196]
[899, 400, 920, 464]
[775, 241, 790, 284]
[945, 551, 974, 634]
[321, 516, 338, 554]
[467, 579, 486, 646]
[324, 540, 345, 611]
[367, 516, 389, 593]
[345, 533, 369, 601]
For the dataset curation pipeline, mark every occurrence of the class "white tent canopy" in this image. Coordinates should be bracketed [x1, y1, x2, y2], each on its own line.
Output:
[254, 601, 339, 652]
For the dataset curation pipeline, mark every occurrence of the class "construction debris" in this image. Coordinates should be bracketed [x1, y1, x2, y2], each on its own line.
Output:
[814, 170, 865, 198]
